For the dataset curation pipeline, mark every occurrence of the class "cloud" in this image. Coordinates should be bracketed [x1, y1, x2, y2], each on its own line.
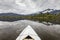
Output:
[0, 0, 60, 14]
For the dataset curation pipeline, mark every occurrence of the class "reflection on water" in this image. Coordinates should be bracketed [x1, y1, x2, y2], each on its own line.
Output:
[0, 20, 60, 40]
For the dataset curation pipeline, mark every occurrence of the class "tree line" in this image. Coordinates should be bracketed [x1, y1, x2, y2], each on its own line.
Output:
[0, 12, 60, 24]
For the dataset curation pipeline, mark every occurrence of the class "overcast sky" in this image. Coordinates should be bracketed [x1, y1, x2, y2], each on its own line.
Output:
[0, 0, 60, 14]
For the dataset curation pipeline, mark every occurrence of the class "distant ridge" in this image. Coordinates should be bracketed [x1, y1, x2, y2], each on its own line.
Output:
[0, 13, 25, 16]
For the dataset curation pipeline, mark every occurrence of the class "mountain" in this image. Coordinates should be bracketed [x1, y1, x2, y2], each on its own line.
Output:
[50, 10, 60, 14]
[0, 13, 24, 16]
[21, 9, 60, 16]
[41, 9, 54, 13]
[40, 9, 60, 14]
[0, 9, 60, 16]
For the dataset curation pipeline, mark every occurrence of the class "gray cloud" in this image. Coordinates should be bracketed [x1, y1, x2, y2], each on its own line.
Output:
[0, 0, 60, 14]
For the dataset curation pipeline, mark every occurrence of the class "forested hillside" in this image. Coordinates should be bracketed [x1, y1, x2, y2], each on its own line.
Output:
[0, 12, 60, 24]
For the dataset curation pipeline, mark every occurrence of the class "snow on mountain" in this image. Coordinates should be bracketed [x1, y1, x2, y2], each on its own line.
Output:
[41, 9, 60, 14]
[41, 9, 54, 13]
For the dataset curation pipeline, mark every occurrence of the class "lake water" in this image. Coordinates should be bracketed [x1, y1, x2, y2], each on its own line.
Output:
[0, 20, 60, 40]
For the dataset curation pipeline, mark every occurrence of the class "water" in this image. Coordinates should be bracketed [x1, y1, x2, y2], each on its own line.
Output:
[0, 20, 60, 40]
